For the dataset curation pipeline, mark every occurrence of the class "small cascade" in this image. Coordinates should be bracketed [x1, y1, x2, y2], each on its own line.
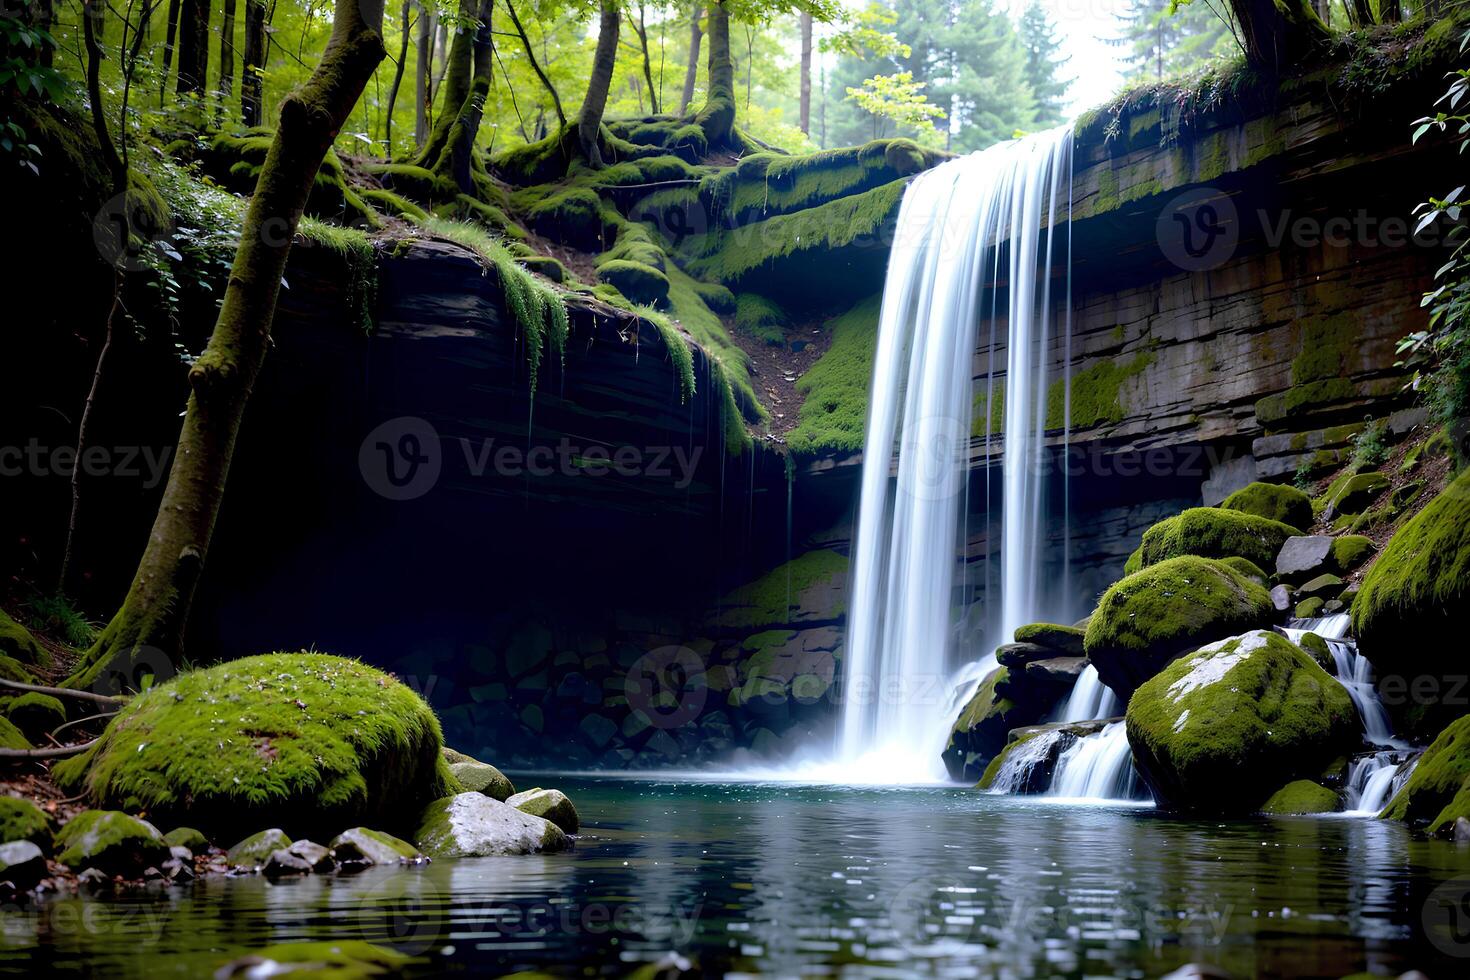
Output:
[1047, 722, 1148, 801]
[1057, 664, 1119, 723]
[1281, 626, 1398, 747]
[1344, 752, 1420, 815]
[984, 729, 1071, 795]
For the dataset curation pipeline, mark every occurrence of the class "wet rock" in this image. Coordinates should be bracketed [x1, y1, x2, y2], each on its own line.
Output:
[1323, 471, 1388, 520]
[1270, 584, 1293, 613]
[1012, 623, 1086, 656]
[5, 693, 65, 741]
[414, 792, 571, 858]
[1297, 573, 1344, 600]
[0, 797, 52, 851]
[287, 840, 334, 872]
[1276, 536, 1334, 583]
[212, 940, 410, 980]
[1220, 481, 1313, 530]
[1455, 817, 1470, 842]
[994, 642, 1057, 668]
[75, 867, 109, 890]
[506, 788, 581, 834]
[447, 760, 515, 801]
[329, 827, 424, 868]
[943, 664, 1067, 782]
[1260, 779, 1342, 814]
[226, 829, 292, 870]
[263, 848, 313, 877]
[162, 827, 211, 856]
[0, 841, 47, 890]
[1295, 597, 1325, 619]
[55, 811, 172, 877]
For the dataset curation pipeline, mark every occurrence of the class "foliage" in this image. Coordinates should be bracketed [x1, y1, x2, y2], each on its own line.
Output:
[1351, 417, 1391, 467]
[845, 71, 946, 141]
[787, 294, 881, 454]
[1118, 0, 1238, 84]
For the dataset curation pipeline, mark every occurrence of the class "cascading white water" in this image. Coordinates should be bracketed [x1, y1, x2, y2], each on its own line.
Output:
[835, 127, 1074, 780]
[1344, 752, 1419, 814]
[1048, 722, 1146, 801]
[1057, 665, 1120, 723]
[1281, 626, 1398, 747]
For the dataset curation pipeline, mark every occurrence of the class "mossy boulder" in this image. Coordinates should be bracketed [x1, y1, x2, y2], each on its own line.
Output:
[1219, 557, 1269, 587]
[0, 716, 30, 751]
[1125, 630, 1358, 813]
[1330, 534, 1375, 572]
[227, 828, 293, 869]
[506, 788, 580, 834]
[0, 797, 52, 851]
[55, 810, 171, 876]
[1132, 507, 1302, 571]
[0, 610, 46, 667]
[1260, 779, 1342, 815]
[1353, 470, 1470, 739]
[1295, 596, 1325, 619]
[445, 756, 515, 802]
[1221, 482, 1314, 530]
[329, 827, 424, 867]
[1013, 623, 1085, 656]
[5, 692, 64, 740]
[1381, 715, 1470, 834]
[162, 826, 211, 855]
[524, 187, 608, 249]
[597, 259, 670, 306]
[52, 653, 455, 841]
[1084, 556, 1278, 696]
[1322, 471, 1389, 519]
[414, 792, 571, 858]
[0, 840, 47, 890]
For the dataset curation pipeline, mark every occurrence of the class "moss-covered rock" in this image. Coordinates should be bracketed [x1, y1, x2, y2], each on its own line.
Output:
[1221, 482, 1314, 530]
[329, 827, 424, 867]
[1295, 596, 1325, 619]
[523, 187, 610, 249]
[56, 810, 172, 876]
[1322, 471, 1389, 518]
[162, 826, 211, 855]
[1353, 470, 1470, 739]
[1219, 556, 1269, 587]
[506, 788, 580, 834]
[5, 692, 64, 740]
[1013, 623, 1085, 656]
[1330, 534, 1375, 572]
[1260, 779, 1342, 814]
[787, 295, 881, 455]
[941, 663, 1072, 782]
[597, 259, 670, 307]
[446, 759, 514, 802]
[0, 610, 46, 667]
[413, 792, 571, 858]
[53, 653, 455, 841]
[1381, 716, 1470, 833]
[714, 549, 847, 631]
[0, 716, 30, 751]
[1294, 631, 1335, 673]
[1084, 556, 1278, 695]
[1132, 507, 1302, 571]
[1125, 630, 1358, 812]
[0, 797, 52, 851]
[227, 828, 293, 869]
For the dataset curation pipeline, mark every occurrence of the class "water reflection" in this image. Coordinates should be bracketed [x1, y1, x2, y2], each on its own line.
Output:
[2, 778, 1469, 976]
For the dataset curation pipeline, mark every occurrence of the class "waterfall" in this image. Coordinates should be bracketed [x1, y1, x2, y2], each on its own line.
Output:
[837, 126, 1074, 780]
[1281, 626, 1399, 747]
[1344, 752, 1419, 815]
[1057, 665, 1120, 723]
[1048, 722, 1147, 801]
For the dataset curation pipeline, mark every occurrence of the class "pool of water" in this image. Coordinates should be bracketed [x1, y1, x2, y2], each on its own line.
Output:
[6, 776, 1470, 977]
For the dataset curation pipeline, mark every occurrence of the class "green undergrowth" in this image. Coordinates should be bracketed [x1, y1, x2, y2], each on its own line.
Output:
[716, 549, 849, 630]
[733, 293, 789, 345]
[788, 295, 881, 454]
[417, 217, 569, 396]
[299, 218, 378, 335]
[205, 128, 378, 228]
[663, 261, 766, 426]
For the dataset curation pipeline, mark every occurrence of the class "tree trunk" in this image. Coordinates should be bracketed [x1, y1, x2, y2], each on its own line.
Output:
[176, 0, 211, 97]
[505, 0, 565, 127]
[241, 0, 267, 125]
[219, 0, 237, 107]
[415, 5, 433, 144]
[692, 0, 734, 148]
[67, 0, 387, 692]
[575, 0, 620, 167]
[384, 0, 413, 149]
[798, 11, 811, 134]
[416, 0, 477, 168]
[679, 6, 701, 113]
[439, 0, 494, 191]
[161, 0, 182, 103]
[633, 3, 659, 115]
[1227, 0, 1330, 73]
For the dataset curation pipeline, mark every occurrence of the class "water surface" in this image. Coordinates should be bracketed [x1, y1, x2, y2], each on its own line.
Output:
[5, 777, 1470, 977]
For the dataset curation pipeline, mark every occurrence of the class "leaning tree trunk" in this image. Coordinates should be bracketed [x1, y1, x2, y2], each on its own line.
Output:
[416, 0, 477, 169]
[67, 0, 387, 692]
[384, 0, 413, 149]
[429, 0, 493, 191]
[692, 0, 735, 148]
[575, 0, 620, 167]
[176, 0, 211, 97]
[679, 5, 702, 113]
[241, 0, 267, 124]
[799, 11, 811, 134]
[505, 0, 565, 126]
[1228, 0, 1330, 74]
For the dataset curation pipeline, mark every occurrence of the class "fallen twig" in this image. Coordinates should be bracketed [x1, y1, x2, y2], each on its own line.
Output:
[0, 739, 98, 760]
[0, 677, 120, 707]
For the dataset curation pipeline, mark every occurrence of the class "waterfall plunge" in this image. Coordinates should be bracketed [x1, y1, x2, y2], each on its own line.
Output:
[835, 128, 1074, 781]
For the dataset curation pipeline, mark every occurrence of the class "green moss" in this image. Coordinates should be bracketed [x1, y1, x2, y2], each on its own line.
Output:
[1260, 779, 1342, 815]
[417, 217, 569, 396]
[1295, 596, 1325, 618]
[226, 827, 292, 867]
[1013, 623, 1086, 650]
[976, 727, 1048, 790]
[491, 128, 576, 186]
[208, 128, 377, 227]
[5, 692, 64, 739]
[517, 254, 568, 283]
[442, 193, 527, 239]
[52, 653, 455, 841]
[216, 941, 412, 979]
[1134, 507, 1302, 570]
[1382, 715, 1470, 832]
[1221, 482, 1314, 530]
[359, 188, 428, 221]
[299, 218, 377, 335]
[1045, 353, 1154, 430]
[692, 280, 737, 315]
[734, 293, 788, 345]
[716, 549, 848, 630]
[1219, 556, 1269, 585]
[629, 305, 697, 408]
[787, 295, 881, 455]
[361, 162, 459, 204]
[0, 797, 51, 850]
[508, 787, 580, 834]
[0, 716, 29, 750]
[686, 179, 907, 285]
[1125, 630, 1357, 812]
[1331, 534, 1375, 572]
[55, 809, 171, 873]
[1255, 378, 1356, 426]
[163, 826, 210, 854]
[1084, 555, 1277, 694]
[597, 259, 669, 307]
[520, 186, 611, 249]
[596, 222, 667, 270]
[0, 609, 47, 666]
[1322, 471, 1389, 516]
[663, 260, 765, 426]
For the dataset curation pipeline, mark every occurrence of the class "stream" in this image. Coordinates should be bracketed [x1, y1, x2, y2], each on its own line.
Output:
[5, 776, 1470, 977]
